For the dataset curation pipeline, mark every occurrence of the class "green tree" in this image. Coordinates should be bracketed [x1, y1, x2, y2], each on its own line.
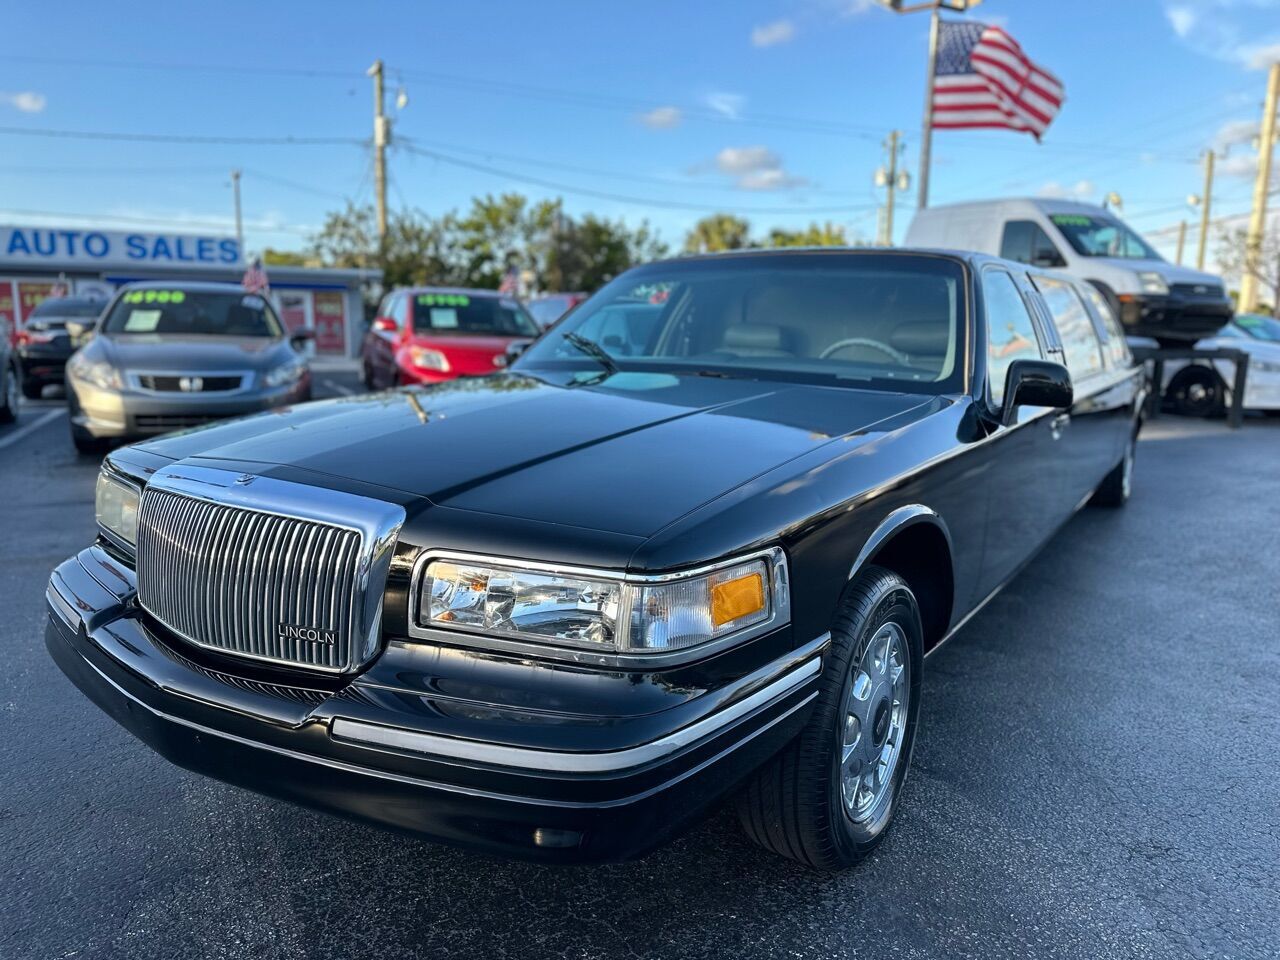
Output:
[765, 222, 848, 248]
[684, 214, 752, 253]
[544, 214, 668, 291]
[261, 247, 313, 267]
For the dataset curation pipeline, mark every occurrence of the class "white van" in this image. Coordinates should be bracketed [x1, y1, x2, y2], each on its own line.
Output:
[905, 198, 1232, 344]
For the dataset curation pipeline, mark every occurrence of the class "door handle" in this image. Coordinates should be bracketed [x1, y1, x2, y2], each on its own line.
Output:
[1050, 412, 1071, 439]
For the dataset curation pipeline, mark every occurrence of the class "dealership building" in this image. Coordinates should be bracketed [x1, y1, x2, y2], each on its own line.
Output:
[0, 225, 379, 357]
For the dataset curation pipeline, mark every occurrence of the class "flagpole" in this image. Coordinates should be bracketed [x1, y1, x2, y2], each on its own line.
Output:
[917, 2, 941, 210]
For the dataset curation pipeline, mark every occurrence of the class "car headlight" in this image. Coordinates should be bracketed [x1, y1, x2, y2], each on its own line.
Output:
[95, 469, 139, 550]
[416, 548, 787, 655]
[407, 346, 450, 372]
[264, 358, 307, 388]
[1137, 272, 1169, 295]
[68, 355, 123, 391]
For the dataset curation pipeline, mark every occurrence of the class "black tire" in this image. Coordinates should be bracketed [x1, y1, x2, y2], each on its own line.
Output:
[360, 360, 373, 389]
[21, 379, 44, 400]
[1092, 429, 1136, 508]
[1167, 366, 1225, 418]
[736, 565, 924, 870]
[0, 364, 18, 424]
[70, 421, 106, 456]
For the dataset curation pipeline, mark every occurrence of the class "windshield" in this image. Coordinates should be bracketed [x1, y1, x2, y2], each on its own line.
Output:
[1049, 213, 1160, 260]
[1234, 314, 1280, 341]
[102, 290, 282, 337]
[411, 293, 539, 337]
[31, 298, 104, 319]
[515, 252, 966, 394]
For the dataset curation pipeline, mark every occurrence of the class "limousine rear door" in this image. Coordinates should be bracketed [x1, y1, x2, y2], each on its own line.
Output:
[974, 265, 1068, 594]
[1030, 275, 1128, 509]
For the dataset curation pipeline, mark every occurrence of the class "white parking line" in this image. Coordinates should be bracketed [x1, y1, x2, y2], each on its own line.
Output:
[322, 379, 355, 397]
[0, 408, 65, 452]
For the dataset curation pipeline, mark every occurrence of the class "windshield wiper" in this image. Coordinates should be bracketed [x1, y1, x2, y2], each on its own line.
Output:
[561, 332, 618, 379]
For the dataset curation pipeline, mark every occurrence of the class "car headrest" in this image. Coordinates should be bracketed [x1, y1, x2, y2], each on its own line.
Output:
[890, 321, 949, 357]
[722, 323, 791, 354]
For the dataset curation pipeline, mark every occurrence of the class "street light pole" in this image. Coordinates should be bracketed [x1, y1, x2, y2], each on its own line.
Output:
[879, 0, 982, 211]
[917, 6, 941, 211]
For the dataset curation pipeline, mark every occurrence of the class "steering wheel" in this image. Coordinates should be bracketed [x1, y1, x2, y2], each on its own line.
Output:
[819, 337, 911, 365]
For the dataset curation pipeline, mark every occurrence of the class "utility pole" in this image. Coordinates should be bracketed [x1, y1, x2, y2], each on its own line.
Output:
[1175, 220, 1187, 265]
[876, 131, 909, 246]
[368, 59, 389, 243]
[230, 169, 243, 261]
[1240, 61, 1280, 312]
[1196, 150, 1214, 271]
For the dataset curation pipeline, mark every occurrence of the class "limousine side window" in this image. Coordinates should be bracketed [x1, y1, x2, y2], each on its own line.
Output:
[1080, 283, 1131, 369]
[1000, 220, 1066, 268]
[1034, 276, 1105, 380]
[983, 268, 1044, 407]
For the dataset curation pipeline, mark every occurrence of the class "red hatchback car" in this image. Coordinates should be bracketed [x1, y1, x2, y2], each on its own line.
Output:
[360, 287, 540, 388]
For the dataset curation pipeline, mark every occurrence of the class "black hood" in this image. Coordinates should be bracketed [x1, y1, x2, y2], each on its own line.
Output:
[136, 372, 938, 538]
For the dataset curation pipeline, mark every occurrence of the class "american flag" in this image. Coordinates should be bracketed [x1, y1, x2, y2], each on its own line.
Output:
[497, 265, 520, 296]
[932, 21, 1064, 140]
[242, 256, 270, 295]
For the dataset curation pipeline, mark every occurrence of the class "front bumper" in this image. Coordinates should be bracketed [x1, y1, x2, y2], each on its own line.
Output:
[66, 374, 312, 439]
[1118, 292, 1232, 342]
[45, 547, 823, 863]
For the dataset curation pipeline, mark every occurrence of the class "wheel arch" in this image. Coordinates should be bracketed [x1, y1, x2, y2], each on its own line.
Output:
[848, 505, 955, 653]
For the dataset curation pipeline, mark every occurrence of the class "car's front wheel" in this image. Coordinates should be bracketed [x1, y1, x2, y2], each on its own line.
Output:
[737, 565, 923, 870]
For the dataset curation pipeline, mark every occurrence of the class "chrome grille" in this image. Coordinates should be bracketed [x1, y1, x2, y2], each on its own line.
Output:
[135, 465, 405, 673]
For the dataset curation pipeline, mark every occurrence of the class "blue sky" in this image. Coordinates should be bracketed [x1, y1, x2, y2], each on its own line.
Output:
[1, 0, 1278, 263]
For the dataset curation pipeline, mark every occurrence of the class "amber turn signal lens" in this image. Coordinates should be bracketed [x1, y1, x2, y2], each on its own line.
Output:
[710, 572, 765, 628]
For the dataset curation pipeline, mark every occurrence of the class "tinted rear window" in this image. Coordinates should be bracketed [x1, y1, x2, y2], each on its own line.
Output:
[31, 298, 103, 318]
[411, 293, 539, 336]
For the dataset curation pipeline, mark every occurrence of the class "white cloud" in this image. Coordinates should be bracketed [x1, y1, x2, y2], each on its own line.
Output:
[716, 146, 781, 175]
[713, 146, 808, 191]
[1, 91, 46, 113]
[1166, 4, 1196, 38]
[751, 19, 796, 47]
[1163, 1, 1280, 67]
[1219, 152, 1260, 176]
[639, 105, 682, 129]
[1215, 118, 1259, 147]
[703, 92, 746, 120]
[841, 0, 880, 15]
[1038, 179, 1096, 201]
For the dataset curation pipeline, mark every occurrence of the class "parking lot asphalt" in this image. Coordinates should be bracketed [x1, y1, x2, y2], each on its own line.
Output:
[1, 376, 1277, 960]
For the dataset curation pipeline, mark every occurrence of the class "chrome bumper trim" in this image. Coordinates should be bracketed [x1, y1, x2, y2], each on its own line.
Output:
[331, 642, 825, 773]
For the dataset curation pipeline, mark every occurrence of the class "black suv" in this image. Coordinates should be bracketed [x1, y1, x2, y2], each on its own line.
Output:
[16, 296, 103, 398]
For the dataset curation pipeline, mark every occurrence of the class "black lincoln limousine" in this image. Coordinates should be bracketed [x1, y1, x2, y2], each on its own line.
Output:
[46, 250, 1144, 869]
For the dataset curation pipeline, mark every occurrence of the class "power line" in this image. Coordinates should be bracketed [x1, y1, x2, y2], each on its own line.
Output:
[0, 126, 363, 146]
[0, 207, 315, 236]
[399, 136, 861, 197]
[0, 54, 362, 80]
[400, 144, 880, 215]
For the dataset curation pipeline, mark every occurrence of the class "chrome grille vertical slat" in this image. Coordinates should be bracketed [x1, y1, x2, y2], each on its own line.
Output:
[136, 487, 370, 672]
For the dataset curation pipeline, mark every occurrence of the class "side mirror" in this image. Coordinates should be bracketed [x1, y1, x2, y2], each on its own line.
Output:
[289, 328, 316, 350]
[372, 316, 398, 334]
[1001, 359, 1073, 426]
[64, 319, 96, 346]
[502, 339, 532, 366]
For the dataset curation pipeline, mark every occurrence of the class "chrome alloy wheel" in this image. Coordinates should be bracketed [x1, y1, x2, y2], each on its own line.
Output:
[840, 621, 910, 823]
